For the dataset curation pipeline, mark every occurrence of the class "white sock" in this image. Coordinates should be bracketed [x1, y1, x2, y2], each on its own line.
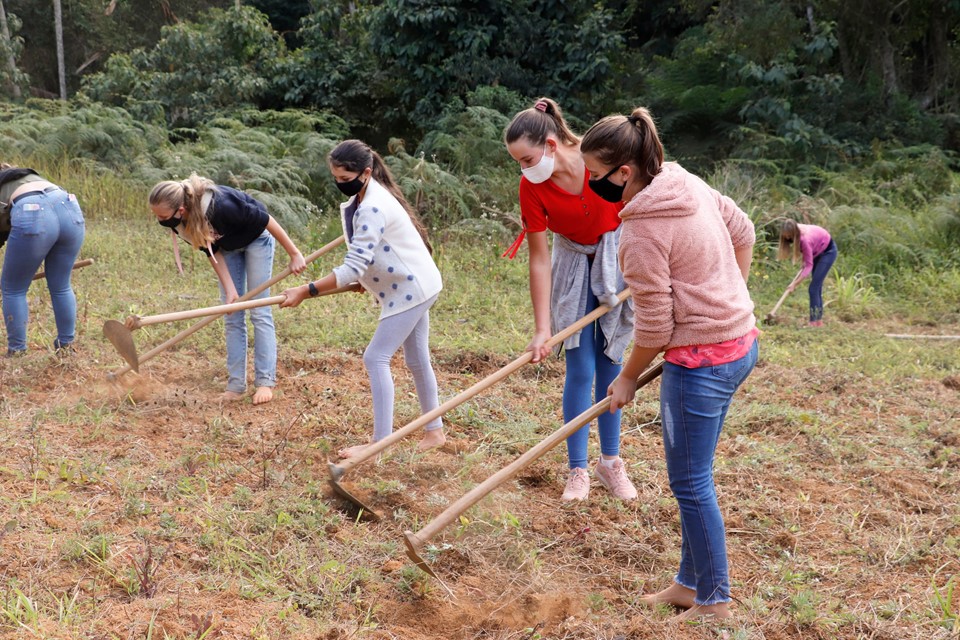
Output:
[600, 456, 619, 468]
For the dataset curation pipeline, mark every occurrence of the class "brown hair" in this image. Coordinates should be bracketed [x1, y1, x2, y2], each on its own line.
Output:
[503, 97, 580, 148]
[148, 174, 217, 249]
[778, 219, 802, 261]
[328, 139, 432, 253]
[580, 107, 664, 187]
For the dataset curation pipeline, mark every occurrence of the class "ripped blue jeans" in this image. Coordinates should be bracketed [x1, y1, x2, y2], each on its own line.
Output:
[660, 339, 758, 605]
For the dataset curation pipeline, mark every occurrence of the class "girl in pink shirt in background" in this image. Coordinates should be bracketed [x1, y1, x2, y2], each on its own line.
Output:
[580, 107, 759, 621]
[778, 221, 838, 326]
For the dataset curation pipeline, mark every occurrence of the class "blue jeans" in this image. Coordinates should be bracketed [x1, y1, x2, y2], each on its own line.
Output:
[809, 240, 837, 322]
[218, 231, 276, 392]
[661, 339, 758, 605]
[2, 188, 85, 353]
[564, 286, 623, 469]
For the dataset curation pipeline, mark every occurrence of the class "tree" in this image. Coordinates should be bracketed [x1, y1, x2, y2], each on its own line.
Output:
[636, 0, 954, 170]
[0, 0, 25, 98]
[7, 0, 233, 98]
[366, 0, 625, 133]
[278, 0, 384, 141]
[81, 5, 289, 127]
[53, 0, 65, 99]
[247, 0, 312, 44]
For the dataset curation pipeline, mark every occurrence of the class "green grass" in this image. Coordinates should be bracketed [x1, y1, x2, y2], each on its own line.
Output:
[1, 158, 959, 639]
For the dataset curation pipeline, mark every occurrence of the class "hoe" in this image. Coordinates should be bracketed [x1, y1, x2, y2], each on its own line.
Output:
[402, 362, 664, 578]
[327, 289, 633, 520]
[104, 283, 358, 373]
[104, 236, 345, 378]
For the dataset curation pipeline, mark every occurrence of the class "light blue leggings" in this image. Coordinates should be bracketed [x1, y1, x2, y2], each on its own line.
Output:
[563, 287, 623, 469]
[364, 294, 442, 442]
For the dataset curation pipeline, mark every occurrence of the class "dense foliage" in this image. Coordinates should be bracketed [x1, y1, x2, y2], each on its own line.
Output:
[0, 0, 957, 290]
[6, 1, 958, 162]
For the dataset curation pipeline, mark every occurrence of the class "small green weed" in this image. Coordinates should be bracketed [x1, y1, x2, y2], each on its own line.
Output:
[831, 271, 882, 319]
[932, 575, 959, 632]
[788, 589, 820, 626]
[397, 564, 433, 598]
[0, 588, 39, 633]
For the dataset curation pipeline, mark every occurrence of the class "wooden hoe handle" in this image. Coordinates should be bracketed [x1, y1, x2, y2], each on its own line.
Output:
[32, 258, 95, 281]
[108, 235, 346, 377]
[332, 289, 632, 477]
[406, 362, 664, 551]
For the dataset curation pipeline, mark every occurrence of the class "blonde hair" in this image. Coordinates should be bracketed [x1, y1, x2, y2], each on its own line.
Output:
[778, 219, 802, 262]
[580, 107, 664, 187]
[503, 97, 580, 148]
[149, 174, 218, 249]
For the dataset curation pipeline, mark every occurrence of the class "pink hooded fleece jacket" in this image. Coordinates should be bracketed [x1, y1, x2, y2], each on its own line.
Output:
[618, 162, 757, 350]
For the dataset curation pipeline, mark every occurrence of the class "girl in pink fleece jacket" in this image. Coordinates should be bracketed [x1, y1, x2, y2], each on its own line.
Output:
[580, 107, 759, 621]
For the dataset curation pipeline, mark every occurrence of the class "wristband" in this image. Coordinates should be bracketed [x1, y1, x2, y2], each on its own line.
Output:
[308, 281, 319, 297]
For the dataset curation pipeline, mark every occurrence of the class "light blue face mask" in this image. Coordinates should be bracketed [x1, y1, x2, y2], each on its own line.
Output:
[521, 145, 555, 184]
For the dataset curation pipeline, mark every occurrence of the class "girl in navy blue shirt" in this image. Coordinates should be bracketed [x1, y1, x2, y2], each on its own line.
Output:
[148, 174, 306, 404]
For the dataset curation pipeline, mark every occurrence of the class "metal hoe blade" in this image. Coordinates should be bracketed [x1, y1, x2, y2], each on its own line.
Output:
[402, 531, 438, 578]
[103, 320, 139, 373]
[327, 462, 380, 521]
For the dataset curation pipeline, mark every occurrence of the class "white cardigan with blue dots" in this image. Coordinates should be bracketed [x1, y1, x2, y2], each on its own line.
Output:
[333, 178, 442, 318]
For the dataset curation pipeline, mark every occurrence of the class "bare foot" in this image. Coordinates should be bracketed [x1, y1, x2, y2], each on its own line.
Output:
[639, 583, 696, 610]
[338, 443, 370, 460]
[417, 429, 446, 451]
[673, 602, 732, 621]
[220, 390, 245, 403]
[252, 386, 274, 405]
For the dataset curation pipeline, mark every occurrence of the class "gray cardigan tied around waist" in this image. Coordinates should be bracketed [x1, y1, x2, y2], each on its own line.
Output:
[550, 227, 634, 362]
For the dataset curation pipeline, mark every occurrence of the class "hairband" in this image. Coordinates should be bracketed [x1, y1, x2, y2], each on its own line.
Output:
[627, 114, 641, 124]
[534, 100, 548, 113]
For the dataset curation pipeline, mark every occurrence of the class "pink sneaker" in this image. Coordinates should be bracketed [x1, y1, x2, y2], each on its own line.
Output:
[561, 468, 590, 501]
[595, 459, 638, 500]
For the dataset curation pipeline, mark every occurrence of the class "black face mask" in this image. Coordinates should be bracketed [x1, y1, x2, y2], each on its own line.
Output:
[335, 174, 366, 197]
[158, 215, 182, 229]
[588, 165, 626, 203]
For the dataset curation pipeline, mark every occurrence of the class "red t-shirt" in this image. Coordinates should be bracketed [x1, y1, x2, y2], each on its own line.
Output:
[504, 172, 623, 257]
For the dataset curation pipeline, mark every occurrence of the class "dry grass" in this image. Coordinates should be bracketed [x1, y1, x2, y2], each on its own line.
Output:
[0, 203, 958, 638]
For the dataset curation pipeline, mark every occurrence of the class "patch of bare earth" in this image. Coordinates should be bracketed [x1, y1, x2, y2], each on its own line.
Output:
[0, 336, 957, 639]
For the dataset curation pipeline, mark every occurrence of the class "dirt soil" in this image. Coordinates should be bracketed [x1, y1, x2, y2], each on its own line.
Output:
[0, 333, 958, 640]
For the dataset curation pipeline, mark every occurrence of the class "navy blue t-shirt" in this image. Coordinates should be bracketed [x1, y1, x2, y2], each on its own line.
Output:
[198, 186, 270, 255]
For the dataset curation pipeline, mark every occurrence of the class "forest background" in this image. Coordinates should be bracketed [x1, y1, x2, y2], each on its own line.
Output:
[1, 0, 959, 282]
[0, 1, 959, 639]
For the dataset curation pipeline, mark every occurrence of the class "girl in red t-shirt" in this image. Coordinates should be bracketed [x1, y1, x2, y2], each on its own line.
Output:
[503, 97, 637, 502]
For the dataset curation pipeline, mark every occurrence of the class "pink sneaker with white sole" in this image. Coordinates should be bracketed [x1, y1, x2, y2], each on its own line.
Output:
[594, 459, 638, 500]
[561, 467, 590, 501]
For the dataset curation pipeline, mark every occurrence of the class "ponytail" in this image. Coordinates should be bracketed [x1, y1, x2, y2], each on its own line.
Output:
[504, 97, 580, 148]
[148, 174, 217, 250]
[329, 139, 433, 254]
[580, 107, 664, 186]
